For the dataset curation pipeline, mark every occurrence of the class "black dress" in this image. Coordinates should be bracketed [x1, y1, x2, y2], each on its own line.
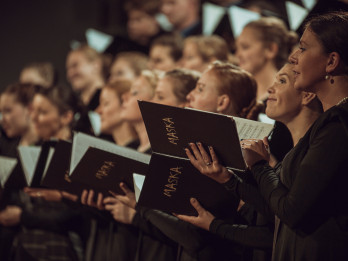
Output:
[250, 102, 348, 260]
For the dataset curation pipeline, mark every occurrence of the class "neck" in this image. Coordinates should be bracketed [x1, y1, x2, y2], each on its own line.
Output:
[176, 14, 199, 31]
[285, 108, 320, 146]
[55, 126, 72, 141]
[111, 122, 138, 147]
[19, 123, 39, 146]
[254, 63, 278, 101]
[80, 79, 104, 105]
[314, 76, 348, 111]
[133, 121, 150, 152]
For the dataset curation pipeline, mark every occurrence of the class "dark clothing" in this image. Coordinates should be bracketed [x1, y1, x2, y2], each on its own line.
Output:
[250, 103, 348, 260]
[73, 89, 101, 136]
[134, 207, 244, 261]
[0, 127, 20, 158]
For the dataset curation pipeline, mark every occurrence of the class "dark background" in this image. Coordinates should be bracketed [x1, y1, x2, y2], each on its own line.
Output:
[0, 0, 346, 92]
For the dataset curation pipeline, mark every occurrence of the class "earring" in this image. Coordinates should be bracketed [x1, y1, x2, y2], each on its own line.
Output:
[325, 73, 334, 84]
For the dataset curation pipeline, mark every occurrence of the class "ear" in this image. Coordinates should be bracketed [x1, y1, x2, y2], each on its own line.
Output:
[326, 52, 340, 74]
[60, 110, 74, 126]
[216, 94, 230, 113]
[302, 92, 317, 106]
[265, 42, 279, 60]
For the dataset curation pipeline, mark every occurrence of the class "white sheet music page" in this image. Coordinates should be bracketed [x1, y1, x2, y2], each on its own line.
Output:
[0, 156, 18, 186]
[70, 132, 151, 175]
[17, 146, 41, 185]
[232, 116, 274, 140]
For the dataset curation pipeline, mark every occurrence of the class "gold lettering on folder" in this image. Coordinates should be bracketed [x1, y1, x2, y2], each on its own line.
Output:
[96, 161, 115, 179]
[163, 118, 179, 145]
[163, 167, 183, 197]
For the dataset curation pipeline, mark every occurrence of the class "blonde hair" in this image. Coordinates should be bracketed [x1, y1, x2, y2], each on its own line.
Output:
[70, 44, 112, 80]
[140, 70, 161, 96]
[185, 35, 230, 62]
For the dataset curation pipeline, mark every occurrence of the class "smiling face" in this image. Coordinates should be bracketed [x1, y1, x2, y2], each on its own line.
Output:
[266, 64, 303, 124]
[152, 76, 184, 107]
[96, 87, 124, 134]
[289, 28, 328, 93]
[30, 94, 67, 140]
[186, 69, 221, 112]
[0, 94, 30, 138]
[120, 76, 155, 123]
[236, 27, 269, 75]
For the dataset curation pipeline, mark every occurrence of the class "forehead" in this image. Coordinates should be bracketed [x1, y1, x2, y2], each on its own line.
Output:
[151, 45, 171, 56]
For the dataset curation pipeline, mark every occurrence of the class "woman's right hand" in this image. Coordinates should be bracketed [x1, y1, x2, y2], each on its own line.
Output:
[185, 142, 232, 184]
[81, 189, 104, 210]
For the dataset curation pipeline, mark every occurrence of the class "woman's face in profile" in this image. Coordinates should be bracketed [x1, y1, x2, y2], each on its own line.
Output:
[290, 28, 328, 92]
[120, 76, 154, 123]
[186, 69, 220, 112]
[152, 76, 184, 107]
[96, 87, 123, 134]
[30, 94, 65, 140]
[266, 64, 303, 123]
[0, 94, 30, 138]
[236, 27, 269, 75]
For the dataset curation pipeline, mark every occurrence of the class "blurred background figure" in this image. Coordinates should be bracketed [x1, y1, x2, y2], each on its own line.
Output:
[161, 0, 201, 37]
[106, 0, 165, 56]
[108, 52, 148, 83]
[96, 80, 139, 148]
[31, 85, 83, 142]
[19, 62, 58, 88]
[148, 33, 183, 71]
[152, 68, 200, 107]
[181, 35, 231, 72]
[236, 17, 298, 101]
[66, 44, 110, 135]
[120, 70, 160, 153]
[0, 83, 39, 157]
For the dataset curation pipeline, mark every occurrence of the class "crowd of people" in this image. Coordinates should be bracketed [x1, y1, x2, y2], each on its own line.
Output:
[0, 0, 348, 260]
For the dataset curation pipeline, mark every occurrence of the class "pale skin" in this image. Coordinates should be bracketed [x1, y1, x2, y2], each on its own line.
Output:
[81, 182, 137, 225]
[177, 63, 321, 230]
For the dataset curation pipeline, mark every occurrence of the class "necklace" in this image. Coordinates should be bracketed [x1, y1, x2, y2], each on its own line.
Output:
[336, 96, 348, 106]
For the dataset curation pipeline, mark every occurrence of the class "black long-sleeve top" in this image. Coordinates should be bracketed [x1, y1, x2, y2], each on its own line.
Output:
[249, 103, 348, 260]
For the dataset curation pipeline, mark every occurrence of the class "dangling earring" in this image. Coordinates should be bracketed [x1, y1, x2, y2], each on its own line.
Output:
[325, 73, 334, 84]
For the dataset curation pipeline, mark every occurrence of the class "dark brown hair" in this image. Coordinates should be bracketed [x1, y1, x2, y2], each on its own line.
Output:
[2, 83, 39, 107]
[304, 11, 348, 74]
[164, 69, 201, 103]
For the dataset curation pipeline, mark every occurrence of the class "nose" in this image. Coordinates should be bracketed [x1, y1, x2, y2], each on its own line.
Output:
[289, 49, 299, 64]
[267, 83, 275, 94]
[186, 90, 194, 102]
